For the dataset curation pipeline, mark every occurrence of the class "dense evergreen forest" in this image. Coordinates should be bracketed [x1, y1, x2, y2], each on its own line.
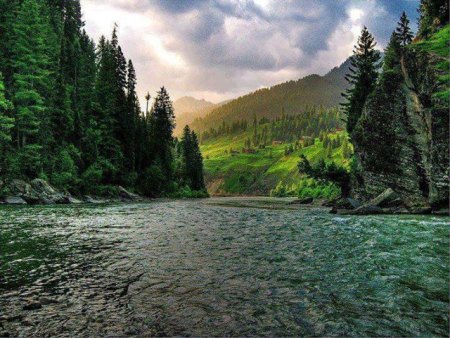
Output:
[200, 105, 343, 145]
[299, 0, 449, 212]
[0, 0, 207, 199]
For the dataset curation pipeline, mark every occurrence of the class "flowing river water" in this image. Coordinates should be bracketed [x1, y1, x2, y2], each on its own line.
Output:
[0, 198, 448, 337]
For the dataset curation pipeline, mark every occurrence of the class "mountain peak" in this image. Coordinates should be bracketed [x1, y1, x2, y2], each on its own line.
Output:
[173, 96, 215, 116]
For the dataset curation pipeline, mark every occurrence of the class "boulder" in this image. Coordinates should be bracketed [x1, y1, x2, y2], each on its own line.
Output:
[8, 179, 32, 196]
[370, 188, 403, 208]
[288, 197, 313, 205]
[344, 204, 384, 215]
[4, 196, 27, 205]
[7, 179, 39, 204]
[334, 198, 363, 209]
[329, 198, 363, 214]
[30, 179, 67, 204]
[118, 186, 140, 201]
[30, 179, 56, 195]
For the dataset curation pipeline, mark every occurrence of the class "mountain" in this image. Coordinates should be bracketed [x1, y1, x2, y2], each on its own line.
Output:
[174, 98, 233, 135]
[191, 58, 351, 133]
[173, 96, 215, 116]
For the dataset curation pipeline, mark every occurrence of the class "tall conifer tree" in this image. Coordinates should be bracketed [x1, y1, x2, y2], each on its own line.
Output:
[395, 12, 414, 46]
[150, 87, 175, 180]
[341, 27, 381, 134]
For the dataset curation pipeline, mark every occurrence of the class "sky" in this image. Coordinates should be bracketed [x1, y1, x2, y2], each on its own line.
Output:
[80, 0, 420, 105]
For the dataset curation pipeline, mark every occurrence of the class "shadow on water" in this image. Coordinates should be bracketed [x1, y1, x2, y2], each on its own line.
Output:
[0, 198, 448, 337]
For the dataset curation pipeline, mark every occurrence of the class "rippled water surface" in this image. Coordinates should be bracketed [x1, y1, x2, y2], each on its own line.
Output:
[0, 198, 448, 337]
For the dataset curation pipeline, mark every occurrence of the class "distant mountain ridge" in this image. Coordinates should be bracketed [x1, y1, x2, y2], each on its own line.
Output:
[174, 98, 232, 135]
[190, 58, 352, 133]
[173, 96, 215, 116]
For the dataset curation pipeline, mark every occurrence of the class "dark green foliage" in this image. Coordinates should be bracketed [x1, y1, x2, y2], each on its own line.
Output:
[149, 87, 176, 180]
[395, 12, 414, 46]
[383, 33, 403, 72]
[0, 74, 14, 179]
[179, 126, 206, 192]
[0, 0, 206, 198]
[418, 0, 449, 37]
[341, 27, 381, 134]
[298, 155, 350, 197]
[352, 71, 404, 174]
[0, 75, 14, 143]
[341, 137, 350, 159]
[9, 0, 55, 178]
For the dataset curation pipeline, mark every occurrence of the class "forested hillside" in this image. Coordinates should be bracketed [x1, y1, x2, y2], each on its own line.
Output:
[191, 58, 350, 133]
[0, 0, 207, 200]
[200, 106, 350, 196]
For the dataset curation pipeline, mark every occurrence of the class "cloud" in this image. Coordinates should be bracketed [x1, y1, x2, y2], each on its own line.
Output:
[80, 0, 420, 104]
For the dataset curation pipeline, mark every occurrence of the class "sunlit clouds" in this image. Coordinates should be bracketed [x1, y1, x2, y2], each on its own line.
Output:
[81, 0, 419, 105]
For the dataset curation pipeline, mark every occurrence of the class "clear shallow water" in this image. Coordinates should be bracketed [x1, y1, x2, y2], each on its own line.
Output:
[0, 198, 448, 337]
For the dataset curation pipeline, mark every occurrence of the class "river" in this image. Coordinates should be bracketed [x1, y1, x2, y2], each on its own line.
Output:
[0, 198, 448, 337]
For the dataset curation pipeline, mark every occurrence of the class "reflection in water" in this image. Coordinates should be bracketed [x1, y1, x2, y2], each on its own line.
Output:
[0, 198, 448, 337]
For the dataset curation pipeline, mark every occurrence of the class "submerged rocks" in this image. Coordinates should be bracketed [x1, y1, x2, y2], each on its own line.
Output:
[83, 195, 107, 204]
[329, 198, 363, 214]
[288, 197, 313, 205]
[328, 188, 440, 215]
[344, 204, 384, 215]
[39, 297, 58, 305]
[22, 300, 42, 311]
[3, 179, 145, 205]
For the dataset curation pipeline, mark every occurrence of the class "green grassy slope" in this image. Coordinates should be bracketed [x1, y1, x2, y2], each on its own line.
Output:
[411, 25, 449, 101]
[201, 128, 350, 196]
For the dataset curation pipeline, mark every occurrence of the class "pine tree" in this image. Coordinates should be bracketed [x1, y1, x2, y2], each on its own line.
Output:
[342, 137, 350, 159]
[0, 75, 13, 142]
[342, 27, 381, 134]
[190, 131, 205, 191]
[326, 144, 333, 158]
[418, 0, 449, 37]
[93, 35, 123, 183]
[395, 12, 414, 46]
[150, 87, 176, 181]
[180, 125, 193, 186]
[383, 32, 402, 72]
[125, 60, 140, 174]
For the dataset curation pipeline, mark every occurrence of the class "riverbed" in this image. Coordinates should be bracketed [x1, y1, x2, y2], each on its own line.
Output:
[0, 198, 448, 337]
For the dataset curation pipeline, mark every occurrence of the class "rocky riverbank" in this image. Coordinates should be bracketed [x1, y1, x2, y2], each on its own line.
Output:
[1, 179, 147, 205]
[289, 188, 448, 215]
